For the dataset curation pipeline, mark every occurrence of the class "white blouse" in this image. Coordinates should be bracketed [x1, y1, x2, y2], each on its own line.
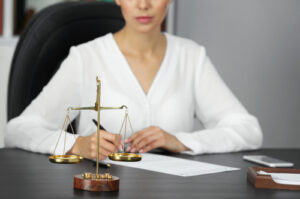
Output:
[5, 33, 263, 155]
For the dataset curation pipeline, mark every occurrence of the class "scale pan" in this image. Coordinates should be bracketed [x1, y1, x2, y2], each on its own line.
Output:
[49, 155, 84, 164]
[108, 153, 142, 162]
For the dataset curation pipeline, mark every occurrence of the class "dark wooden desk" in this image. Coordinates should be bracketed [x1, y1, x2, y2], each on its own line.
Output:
[0, 149, 299, 199]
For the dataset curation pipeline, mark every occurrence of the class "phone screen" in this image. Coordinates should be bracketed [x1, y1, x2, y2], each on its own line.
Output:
[257, 156, 290, 163]
[243, 155, 294, 167]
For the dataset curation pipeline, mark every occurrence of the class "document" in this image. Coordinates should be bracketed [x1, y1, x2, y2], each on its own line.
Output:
[105, 153, 239, 177]
[257, 170, 300, 185]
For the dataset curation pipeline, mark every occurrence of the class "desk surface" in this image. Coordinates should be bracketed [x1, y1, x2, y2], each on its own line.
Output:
[0, 149, 299, 199]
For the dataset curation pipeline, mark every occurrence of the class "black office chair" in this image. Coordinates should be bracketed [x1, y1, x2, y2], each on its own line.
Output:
[7, 1, 125, 121]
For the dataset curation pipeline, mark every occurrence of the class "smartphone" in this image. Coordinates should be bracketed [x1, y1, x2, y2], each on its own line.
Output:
[243, 155, 294, 167]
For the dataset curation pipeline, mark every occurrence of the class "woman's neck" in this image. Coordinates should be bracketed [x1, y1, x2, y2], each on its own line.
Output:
[113, 26, 166, 57]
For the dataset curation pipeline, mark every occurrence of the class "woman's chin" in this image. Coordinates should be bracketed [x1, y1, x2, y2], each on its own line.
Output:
[133, 25, 161, 34]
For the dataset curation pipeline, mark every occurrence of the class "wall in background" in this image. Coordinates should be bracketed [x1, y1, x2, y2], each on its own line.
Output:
[0, 44, 16, 148]
[175, 0, 300, 148]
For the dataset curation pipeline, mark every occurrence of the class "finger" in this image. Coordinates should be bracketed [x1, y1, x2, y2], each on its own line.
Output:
[126, 146, 131, 152]
[125, 137, 132, 144]
[125, 133, 139, 144]
[126, 127, 156, 151]
[135, 133, 161, 151]
[131, 130, 152, 147]
[132, 128, 159, 149]
[100, 139, 119, 154]
[130, 147, 137, 153]
[126, 127, 151, 143]
[139, 140, 161, 153]
[101, 131, 121, 146]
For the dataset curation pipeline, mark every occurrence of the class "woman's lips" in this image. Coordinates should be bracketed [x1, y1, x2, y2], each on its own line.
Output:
[136, 16, 153, 24]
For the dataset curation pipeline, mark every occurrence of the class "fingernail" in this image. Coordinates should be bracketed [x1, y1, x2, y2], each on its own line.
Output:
[126, 146, 131, 152]
[130, 147, 136, 153]
[139, 149, 144, 153]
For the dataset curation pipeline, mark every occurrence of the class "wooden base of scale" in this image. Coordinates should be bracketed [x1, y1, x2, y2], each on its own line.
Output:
[74, 174, 119, 192]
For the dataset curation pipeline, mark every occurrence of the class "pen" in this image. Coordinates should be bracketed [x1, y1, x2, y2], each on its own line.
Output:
[92, 119, 106, 131]
[93, 162, 111, 168]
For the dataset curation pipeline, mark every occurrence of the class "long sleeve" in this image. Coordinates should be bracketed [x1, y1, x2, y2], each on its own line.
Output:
[5, 47, 83, 155]
[175, 49, 263, 155]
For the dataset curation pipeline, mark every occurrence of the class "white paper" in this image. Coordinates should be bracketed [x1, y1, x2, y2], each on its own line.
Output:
[257, 170, 300, 185]
[104, 153, 239, 177]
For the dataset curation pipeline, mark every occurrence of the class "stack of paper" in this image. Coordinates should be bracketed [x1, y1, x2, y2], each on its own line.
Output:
[105, 153, 239, 177]
[257, 170, 300, 185]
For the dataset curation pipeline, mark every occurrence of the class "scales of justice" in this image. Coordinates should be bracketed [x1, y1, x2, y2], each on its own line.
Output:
[48, 77, 142, 192]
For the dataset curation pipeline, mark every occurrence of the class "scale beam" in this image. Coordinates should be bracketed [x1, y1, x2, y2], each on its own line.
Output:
[70, 105, 128, 111]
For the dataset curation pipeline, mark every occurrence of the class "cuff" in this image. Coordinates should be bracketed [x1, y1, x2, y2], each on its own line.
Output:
[174, 132, 203, 155]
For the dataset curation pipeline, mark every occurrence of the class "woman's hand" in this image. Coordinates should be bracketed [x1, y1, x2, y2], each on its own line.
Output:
[125, 126, 189, 153]
[68, 130, 121, 160]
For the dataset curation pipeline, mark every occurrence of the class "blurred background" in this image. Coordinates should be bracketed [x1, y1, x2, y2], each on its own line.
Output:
[0, 0, 299, 149]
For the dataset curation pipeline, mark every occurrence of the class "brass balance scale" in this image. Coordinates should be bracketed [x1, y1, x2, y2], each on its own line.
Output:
[48, 77, 142, 191]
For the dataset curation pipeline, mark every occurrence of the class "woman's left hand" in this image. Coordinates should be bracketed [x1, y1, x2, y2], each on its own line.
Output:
[125, 126, 189, 153]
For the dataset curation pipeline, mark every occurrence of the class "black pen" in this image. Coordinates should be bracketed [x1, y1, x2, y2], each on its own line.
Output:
[93, 161, 111, 168]
[92, 119, 106, 131]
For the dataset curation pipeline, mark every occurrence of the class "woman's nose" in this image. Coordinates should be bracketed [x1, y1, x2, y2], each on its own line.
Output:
[137, 0, 150, 10]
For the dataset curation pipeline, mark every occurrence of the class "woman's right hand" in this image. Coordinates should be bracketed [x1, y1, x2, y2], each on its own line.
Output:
[68, 130, 121, 160]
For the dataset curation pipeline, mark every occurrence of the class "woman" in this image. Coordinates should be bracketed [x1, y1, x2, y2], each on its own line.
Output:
[5, 0, 263, 160]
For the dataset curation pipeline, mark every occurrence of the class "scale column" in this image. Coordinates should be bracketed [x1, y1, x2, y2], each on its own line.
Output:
[96, 77, 101, 175]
